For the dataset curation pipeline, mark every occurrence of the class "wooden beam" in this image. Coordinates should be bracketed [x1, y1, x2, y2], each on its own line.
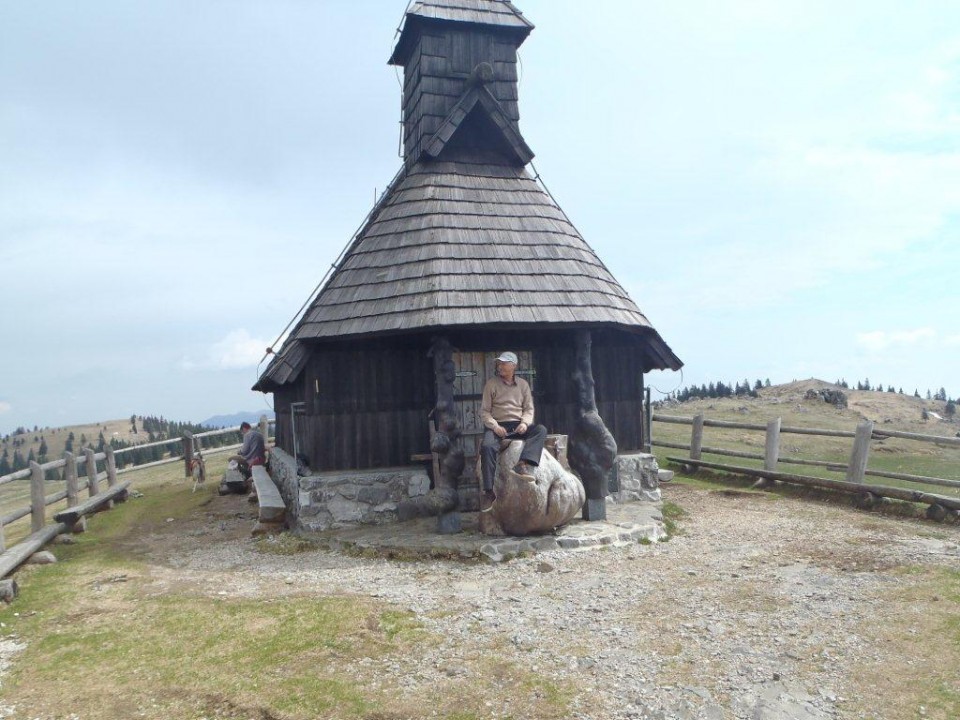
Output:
[846, 421, 874, 485]
[183, 433, 195, 479]
[250, 466, 285, 525]
[30, 462, 45, 533]
[764, 418, 782, 472]
[0, 522, 67, 579]
[104, 446, 118, 487]
[665, 456, 960, 511]
[53, 482, 130, 526]
[690, 414, 705, 461]
[84, 448, 99, 497]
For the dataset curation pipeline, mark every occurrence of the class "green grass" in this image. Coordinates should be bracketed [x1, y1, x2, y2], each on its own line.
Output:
[652, 390, 960, 501]
[0, 459, 574, 720]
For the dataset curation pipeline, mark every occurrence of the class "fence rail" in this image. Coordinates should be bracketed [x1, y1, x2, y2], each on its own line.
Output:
[652, 412, 960, 520]
[0, 417, 274, 600]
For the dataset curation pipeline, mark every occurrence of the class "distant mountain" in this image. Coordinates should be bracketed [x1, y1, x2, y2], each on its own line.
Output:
[201, 411, 275, 429]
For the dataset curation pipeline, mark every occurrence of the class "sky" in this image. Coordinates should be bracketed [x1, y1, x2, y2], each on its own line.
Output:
[1, 0, 959, 434]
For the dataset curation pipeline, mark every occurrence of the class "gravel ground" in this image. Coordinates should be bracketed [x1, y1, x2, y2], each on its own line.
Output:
[4, 483, 959, 719]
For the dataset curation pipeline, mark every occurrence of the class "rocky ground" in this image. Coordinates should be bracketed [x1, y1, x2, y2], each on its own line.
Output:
[3, 482, 959, 719]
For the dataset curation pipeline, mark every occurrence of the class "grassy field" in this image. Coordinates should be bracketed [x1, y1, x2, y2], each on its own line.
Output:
[651, 379, 960, 499]
[1, 417, 152, 467]
[1, 390, 958, 719]
[0, 455, 571, 720]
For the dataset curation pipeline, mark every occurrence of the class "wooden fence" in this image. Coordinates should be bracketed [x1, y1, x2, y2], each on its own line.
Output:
[0, 416, 273, 600]
[652, 412, 960, 520]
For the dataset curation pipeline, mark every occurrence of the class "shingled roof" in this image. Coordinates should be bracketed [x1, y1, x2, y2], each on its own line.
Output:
[390, 0, 533, 65]
[255, 154, 681, 388]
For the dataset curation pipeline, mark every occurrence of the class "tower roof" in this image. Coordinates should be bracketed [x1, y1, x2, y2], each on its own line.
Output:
[390, 0, 534, 66]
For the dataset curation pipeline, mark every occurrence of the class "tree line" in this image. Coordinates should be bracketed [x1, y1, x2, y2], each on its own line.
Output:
[0, 415, 242, 479]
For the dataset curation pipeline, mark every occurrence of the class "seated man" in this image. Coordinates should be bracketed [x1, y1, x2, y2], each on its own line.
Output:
[480, 351, 548, 502]
[228, 421, 267, 478]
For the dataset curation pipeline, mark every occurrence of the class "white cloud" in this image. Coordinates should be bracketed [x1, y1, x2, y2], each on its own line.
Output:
[945, 334, 960, 347]
[181, 330, 269, 371]
[856, 328, 937, 352]
[0, 401, 11, 415]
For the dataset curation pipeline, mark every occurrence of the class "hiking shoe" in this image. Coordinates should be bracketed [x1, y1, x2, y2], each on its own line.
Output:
[512, 462, 535, 480]
[480, 489, 497, 513]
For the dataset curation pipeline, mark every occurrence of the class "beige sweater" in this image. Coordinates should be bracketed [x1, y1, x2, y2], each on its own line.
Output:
[480, 376, 534, 429]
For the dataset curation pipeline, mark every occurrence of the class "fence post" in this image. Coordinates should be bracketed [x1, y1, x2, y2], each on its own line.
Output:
[183, 433, 194, 478]
[84, 448, 99, 496]
[30, 461, 45, 533]
[64, 451, 86, 534]
[690, 413, 704, 461]
[846, 421, 874, 484]
[764, 418, 782, 471]
[104, 446, 118, 487]
[259, 415, 270, 443]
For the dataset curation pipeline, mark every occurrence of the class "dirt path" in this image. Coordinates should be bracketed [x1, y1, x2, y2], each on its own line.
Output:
[6, 483, 959, 719]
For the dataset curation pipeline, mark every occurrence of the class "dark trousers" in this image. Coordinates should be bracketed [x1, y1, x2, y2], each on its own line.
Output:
[480, 421, 547, 491]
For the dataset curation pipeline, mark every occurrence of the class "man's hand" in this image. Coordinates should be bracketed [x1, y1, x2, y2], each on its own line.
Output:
[516, 423, 528, 435]
[493, 425, 507, 438]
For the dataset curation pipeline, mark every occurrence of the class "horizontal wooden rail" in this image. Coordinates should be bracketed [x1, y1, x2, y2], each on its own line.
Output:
[872, 427, 960, 447]
[0, 523, 68, 579]
[666, 456, 960, 512]
[0, 469, 31, 486]
[0, 474, 99, 529]
[655, 440, 852, 472]
[863, 469, 960, 491]
[654, 414, 859, 438]
[0, 507, 31, 527]
[653, 413, 960, 445]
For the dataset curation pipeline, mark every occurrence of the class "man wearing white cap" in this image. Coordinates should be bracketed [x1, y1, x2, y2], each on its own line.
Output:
[479, 351, 548, 500]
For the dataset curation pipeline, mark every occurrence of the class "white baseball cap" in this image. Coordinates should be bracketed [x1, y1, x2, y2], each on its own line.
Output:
[497, 351, 519, 364]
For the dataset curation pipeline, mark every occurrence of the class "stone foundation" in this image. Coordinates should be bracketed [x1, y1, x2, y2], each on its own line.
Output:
[608, 452, 661, 504]
[269, 446, 659, 532]
[269, 448, 430, 532]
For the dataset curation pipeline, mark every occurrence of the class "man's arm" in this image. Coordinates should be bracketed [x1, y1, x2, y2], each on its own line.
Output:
[480, 381, 499, 430]
[239, 432, 255, 462]
[520, 379, 534, 425]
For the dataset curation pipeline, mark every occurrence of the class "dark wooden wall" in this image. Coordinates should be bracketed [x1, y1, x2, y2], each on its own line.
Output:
[402, 27, 520, 166]
[272, 328, 652, 473]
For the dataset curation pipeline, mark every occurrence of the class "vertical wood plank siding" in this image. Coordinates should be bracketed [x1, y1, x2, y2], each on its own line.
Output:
[274, 330, 649, 472]
[403, 29, 518, 166]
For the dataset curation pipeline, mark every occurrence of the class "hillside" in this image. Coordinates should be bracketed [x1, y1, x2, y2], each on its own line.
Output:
[0, 414, 238, 474]
[2, 418, 150, 467]
[659, 378, 958, 434]
[653, 378, 960, 490]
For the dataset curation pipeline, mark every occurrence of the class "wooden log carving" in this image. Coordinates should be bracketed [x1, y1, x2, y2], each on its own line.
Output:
[398, 337, 462, 521]
[480, 441, 584, 536]
[567, 330, 617, 521]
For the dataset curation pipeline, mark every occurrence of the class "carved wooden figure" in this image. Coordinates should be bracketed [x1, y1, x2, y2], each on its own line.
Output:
[568, 330, 618, 520]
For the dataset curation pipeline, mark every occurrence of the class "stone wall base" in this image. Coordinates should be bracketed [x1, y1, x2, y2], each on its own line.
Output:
[269, 448, 430, 532]
[608, 452, 662, 504]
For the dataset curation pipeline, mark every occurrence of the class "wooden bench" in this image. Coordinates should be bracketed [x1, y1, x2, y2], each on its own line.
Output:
[250, 465, 286, 535]
[53, 482, 131, 526]
[218, 467, 249, 495]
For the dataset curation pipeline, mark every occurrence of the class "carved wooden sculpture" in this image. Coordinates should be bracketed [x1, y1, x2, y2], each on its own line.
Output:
[480, 441, 584, 536]
[568, 330, 618, 520]
[398, 337, 463, 525]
